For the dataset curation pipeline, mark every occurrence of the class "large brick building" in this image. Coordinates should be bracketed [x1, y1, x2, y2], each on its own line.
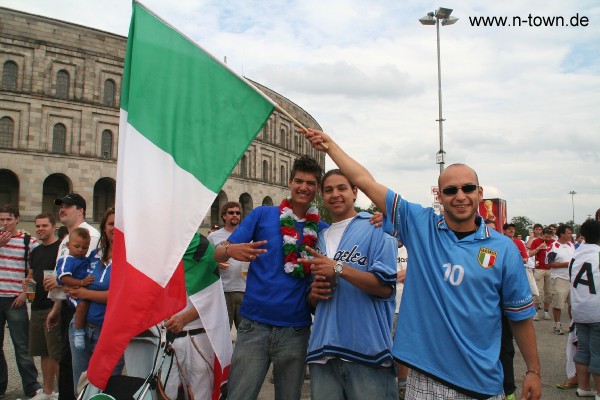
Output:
[0, 7, 324, 229]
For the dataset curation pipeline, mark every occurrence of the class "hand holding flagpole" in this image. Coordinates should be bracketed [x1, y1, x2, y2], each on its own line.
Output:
[275, 105, 329, 150]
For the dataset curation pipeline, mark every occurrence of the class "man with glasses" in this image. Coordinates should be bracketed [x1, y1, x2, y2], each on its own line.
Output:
[208, 202, 246, 330]
[303, 129, 541, 400]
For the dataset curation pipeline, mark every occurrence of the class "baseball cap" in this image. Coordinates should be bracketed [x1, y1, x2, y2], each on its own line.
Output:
[55, 193, 86, 210]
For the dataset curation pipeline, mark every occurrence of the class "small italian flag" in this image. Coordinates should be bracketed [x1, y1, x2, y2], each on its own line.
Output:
[87, 1, 275, 397]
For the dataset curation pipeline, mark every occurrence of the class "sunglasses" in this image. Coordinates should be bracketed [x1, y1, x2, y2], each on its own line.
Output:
[441, 184, 478, 196]
[227, 211, 241, 215]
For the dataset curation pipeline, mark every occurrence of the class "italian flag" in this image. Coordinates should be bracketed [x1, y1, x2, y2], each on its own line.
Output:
[87, 1, 275, 396]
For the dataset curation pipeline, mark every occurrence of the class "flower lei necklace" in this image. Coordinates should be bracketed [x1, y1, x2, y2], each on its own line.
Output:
[280, 197, 319, 278]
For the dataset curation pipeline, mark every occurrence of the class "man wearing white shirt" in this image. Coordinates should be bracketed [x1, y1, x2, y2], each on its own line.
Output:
[44, 194, 100, 400]
[548, 224, 575, 335]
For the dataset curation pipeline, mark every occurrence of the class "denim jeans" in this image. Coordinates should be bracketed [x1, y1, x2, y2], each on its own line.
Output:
[0, 297, 41, 396]
[574, 322, 600, 375]
[227, 318, 310, 400]
[68, 319, 124, 394]
[309, 358, 398, 400]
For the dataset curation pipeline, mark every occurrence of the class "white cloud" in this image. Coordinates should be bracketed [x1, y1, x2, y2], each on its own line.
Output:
[2, 0, 599, 225]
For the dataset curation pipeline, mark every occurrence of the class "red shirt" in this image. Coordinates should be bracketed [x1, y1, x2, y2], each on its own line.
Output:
[511, 238, 529, 260]
[530, 237, 554, 270]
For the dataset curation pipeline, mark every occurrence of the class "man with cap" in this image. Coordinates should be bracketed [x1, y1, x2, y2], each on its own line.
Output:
[44, 194, 100, 400]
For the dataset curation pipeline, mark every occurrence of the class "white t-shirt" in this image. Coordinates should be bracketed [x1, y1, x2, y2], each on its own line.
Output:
[395, 245, 408, 313]
[570, 243, 600, 323]
[207, 228, 246, 292]
[548, 241, 575, 281]
[324, 217, 353, 256]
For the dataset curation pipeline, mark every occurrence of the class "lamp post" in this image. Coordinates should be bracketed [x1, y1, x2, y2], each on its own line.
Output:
[419, 7, 458, 175]
[569, 190, 576, 224]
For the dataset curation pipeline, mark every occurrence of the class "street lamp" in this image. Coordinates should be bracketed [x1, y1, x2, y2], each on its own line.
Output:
[569, 191, 576, 224]
[419, 7, 459, 175]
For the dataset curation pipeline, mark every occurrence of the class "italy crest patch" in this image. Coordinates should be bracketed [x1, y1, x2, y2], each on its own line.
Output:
[477, 247, 497, 269]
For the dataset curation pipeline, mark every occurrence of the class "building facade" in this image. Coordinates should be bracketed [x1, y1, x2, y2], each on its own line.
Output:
[0, 7, 324, 229]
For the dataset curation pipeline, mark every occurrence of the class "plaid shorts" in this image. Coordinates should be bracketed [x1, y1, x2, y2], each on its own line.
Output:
[405, 369, 504, 400]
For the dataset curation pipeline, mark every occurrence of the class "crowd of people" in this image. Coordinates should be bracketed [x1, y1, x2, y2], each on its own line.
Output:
[0, 128, 599, 400]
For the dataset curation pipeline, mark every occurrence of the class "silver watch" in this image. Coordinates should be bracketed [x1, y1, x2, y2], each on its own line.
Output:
[333, 261, 344, 277]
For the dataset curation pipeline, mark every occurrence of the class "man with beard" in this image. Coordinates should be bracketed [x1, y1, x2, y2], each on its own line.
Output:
[208, 202, 246, 330]
[44, 194, 99, 400]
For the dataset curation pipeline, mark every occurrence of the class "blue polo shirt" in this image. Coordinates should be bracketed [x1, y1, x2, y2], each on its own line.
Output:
[228, 206, 328, 327]
[384, 190, 534, 397]
[86, 249, 112, 326]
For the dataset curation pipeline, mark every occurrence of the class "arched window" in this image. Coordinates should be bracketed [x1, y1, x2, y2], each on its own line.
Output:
[262, 160, 269, 182]
[56, 70, 70, 99]
[0, 117, 14, 148]
[294, 136, 298, 152]
[101, 130, 113, 158]
[0, 169, 19, 206]
[52, 123, 66, 153]
[239, 193, 253, 217]
[103, 79, 115, 107]
[280, 128, 286, 148]
[280, 165, 286, 186]
[210, 191, 228, 227]
[93, 178, 116, 222]
[2, 61, 18, 91]
[42, 174, 70, 217]
[262, 196, 273, 206]
[240, 154, 248, 177]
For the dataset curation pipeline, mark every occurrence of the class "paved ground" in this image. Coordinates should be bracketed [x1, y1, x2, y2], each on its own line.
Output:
[2, 310, 595, 399]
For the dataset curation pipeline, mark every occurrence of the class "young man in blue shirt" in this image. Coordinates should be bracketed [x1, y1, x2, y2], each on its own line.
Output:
[303, 129, 541, 400]
[302, 169, 398, 399]
[214, 156, 327, 400]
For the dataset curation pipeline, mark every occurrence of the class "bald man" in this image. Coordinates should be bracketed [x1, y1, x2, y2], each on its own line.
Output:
[304, 129, 541, 400]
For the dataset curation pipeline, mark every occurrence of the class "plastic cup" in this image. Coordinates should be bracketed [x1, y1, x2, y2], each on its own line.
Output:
[241, 262, 249, 278]
[26, 280, 36, 302]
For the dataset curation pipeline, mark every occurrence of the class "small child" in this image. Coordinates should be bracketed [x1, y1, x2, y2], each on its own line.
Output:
[55, 227, 95, 351]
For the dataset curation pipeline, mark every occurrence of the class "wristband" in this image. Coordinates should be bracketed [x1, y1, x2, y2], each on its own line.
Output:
[224, 243, 231, 257]
[525, 370, 541, 378]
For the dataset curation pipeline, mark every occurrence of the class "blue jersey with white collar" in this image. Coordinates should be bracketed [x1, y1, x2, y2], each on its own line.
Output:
[307, 212, 397, 366]
[384, 190, 534, 397]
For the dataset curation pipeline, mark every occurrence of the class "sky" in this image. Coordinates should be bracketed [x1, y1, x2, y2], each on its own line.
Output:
[3, 0, 599, 226]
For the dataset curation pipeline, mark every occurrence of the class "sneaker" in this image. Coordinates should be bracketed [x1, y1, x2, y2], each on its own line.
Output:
[576, 388, 596, 397]
[554, 326, 565, 335]
[505, 394, 516, 400]
[533, 313, 540, 321]
[543, 311, 551, 320]
[28, 390, 48, 400]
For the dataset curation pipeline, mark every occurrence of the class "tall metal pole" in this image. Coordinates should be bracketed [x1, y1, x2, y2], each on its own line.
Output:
[435, 17, 445, 175]
[569, 191, 576, 224]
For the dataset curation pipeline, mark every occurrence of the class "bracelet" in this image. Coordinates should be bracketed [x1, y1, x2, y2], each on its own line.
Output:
[525, 370, 541, 378]
[224, 243, 231, 257]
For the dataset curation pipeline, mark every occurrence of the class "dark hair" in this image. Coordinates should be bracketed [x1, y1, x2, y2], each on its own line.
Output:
[580, 219, 600, 244]
[548, 224, 557, 229]
[57, 226, 69, 241]
[0, 204, 19, 218]
[542, 227, 554, 236]
[321, 169, 355, 190]
[35, 213, 56, 226]
[99, 208, 115, 264]
[503, 223, 515, 230]
[70, 227, 91, 242]
[220, 201, 241, 220]
[595, 208, 600, 222]
[290, 155, 323, 184]
[556, 224, 572, 236]
[533, 223, 543, 230]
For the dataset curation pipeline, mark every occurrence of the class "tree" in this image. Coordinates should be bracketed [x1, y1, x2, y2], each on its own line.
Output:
[510, 216, 533, 238]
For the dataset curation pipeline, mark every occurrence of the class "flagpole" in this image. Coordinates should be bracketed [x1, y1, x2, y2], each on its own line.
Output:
[275, 104, 329, 150]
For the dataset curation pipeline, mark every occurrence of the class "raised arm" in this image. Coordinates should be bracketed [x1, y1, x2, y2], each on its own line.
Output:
[304, 128, 389, 215]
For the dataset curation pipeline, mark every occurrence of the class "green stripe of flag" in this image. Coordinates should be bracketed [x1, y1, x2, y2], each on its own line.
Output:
[122, 2, 275, 192]
[183, 233, 219, 294]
